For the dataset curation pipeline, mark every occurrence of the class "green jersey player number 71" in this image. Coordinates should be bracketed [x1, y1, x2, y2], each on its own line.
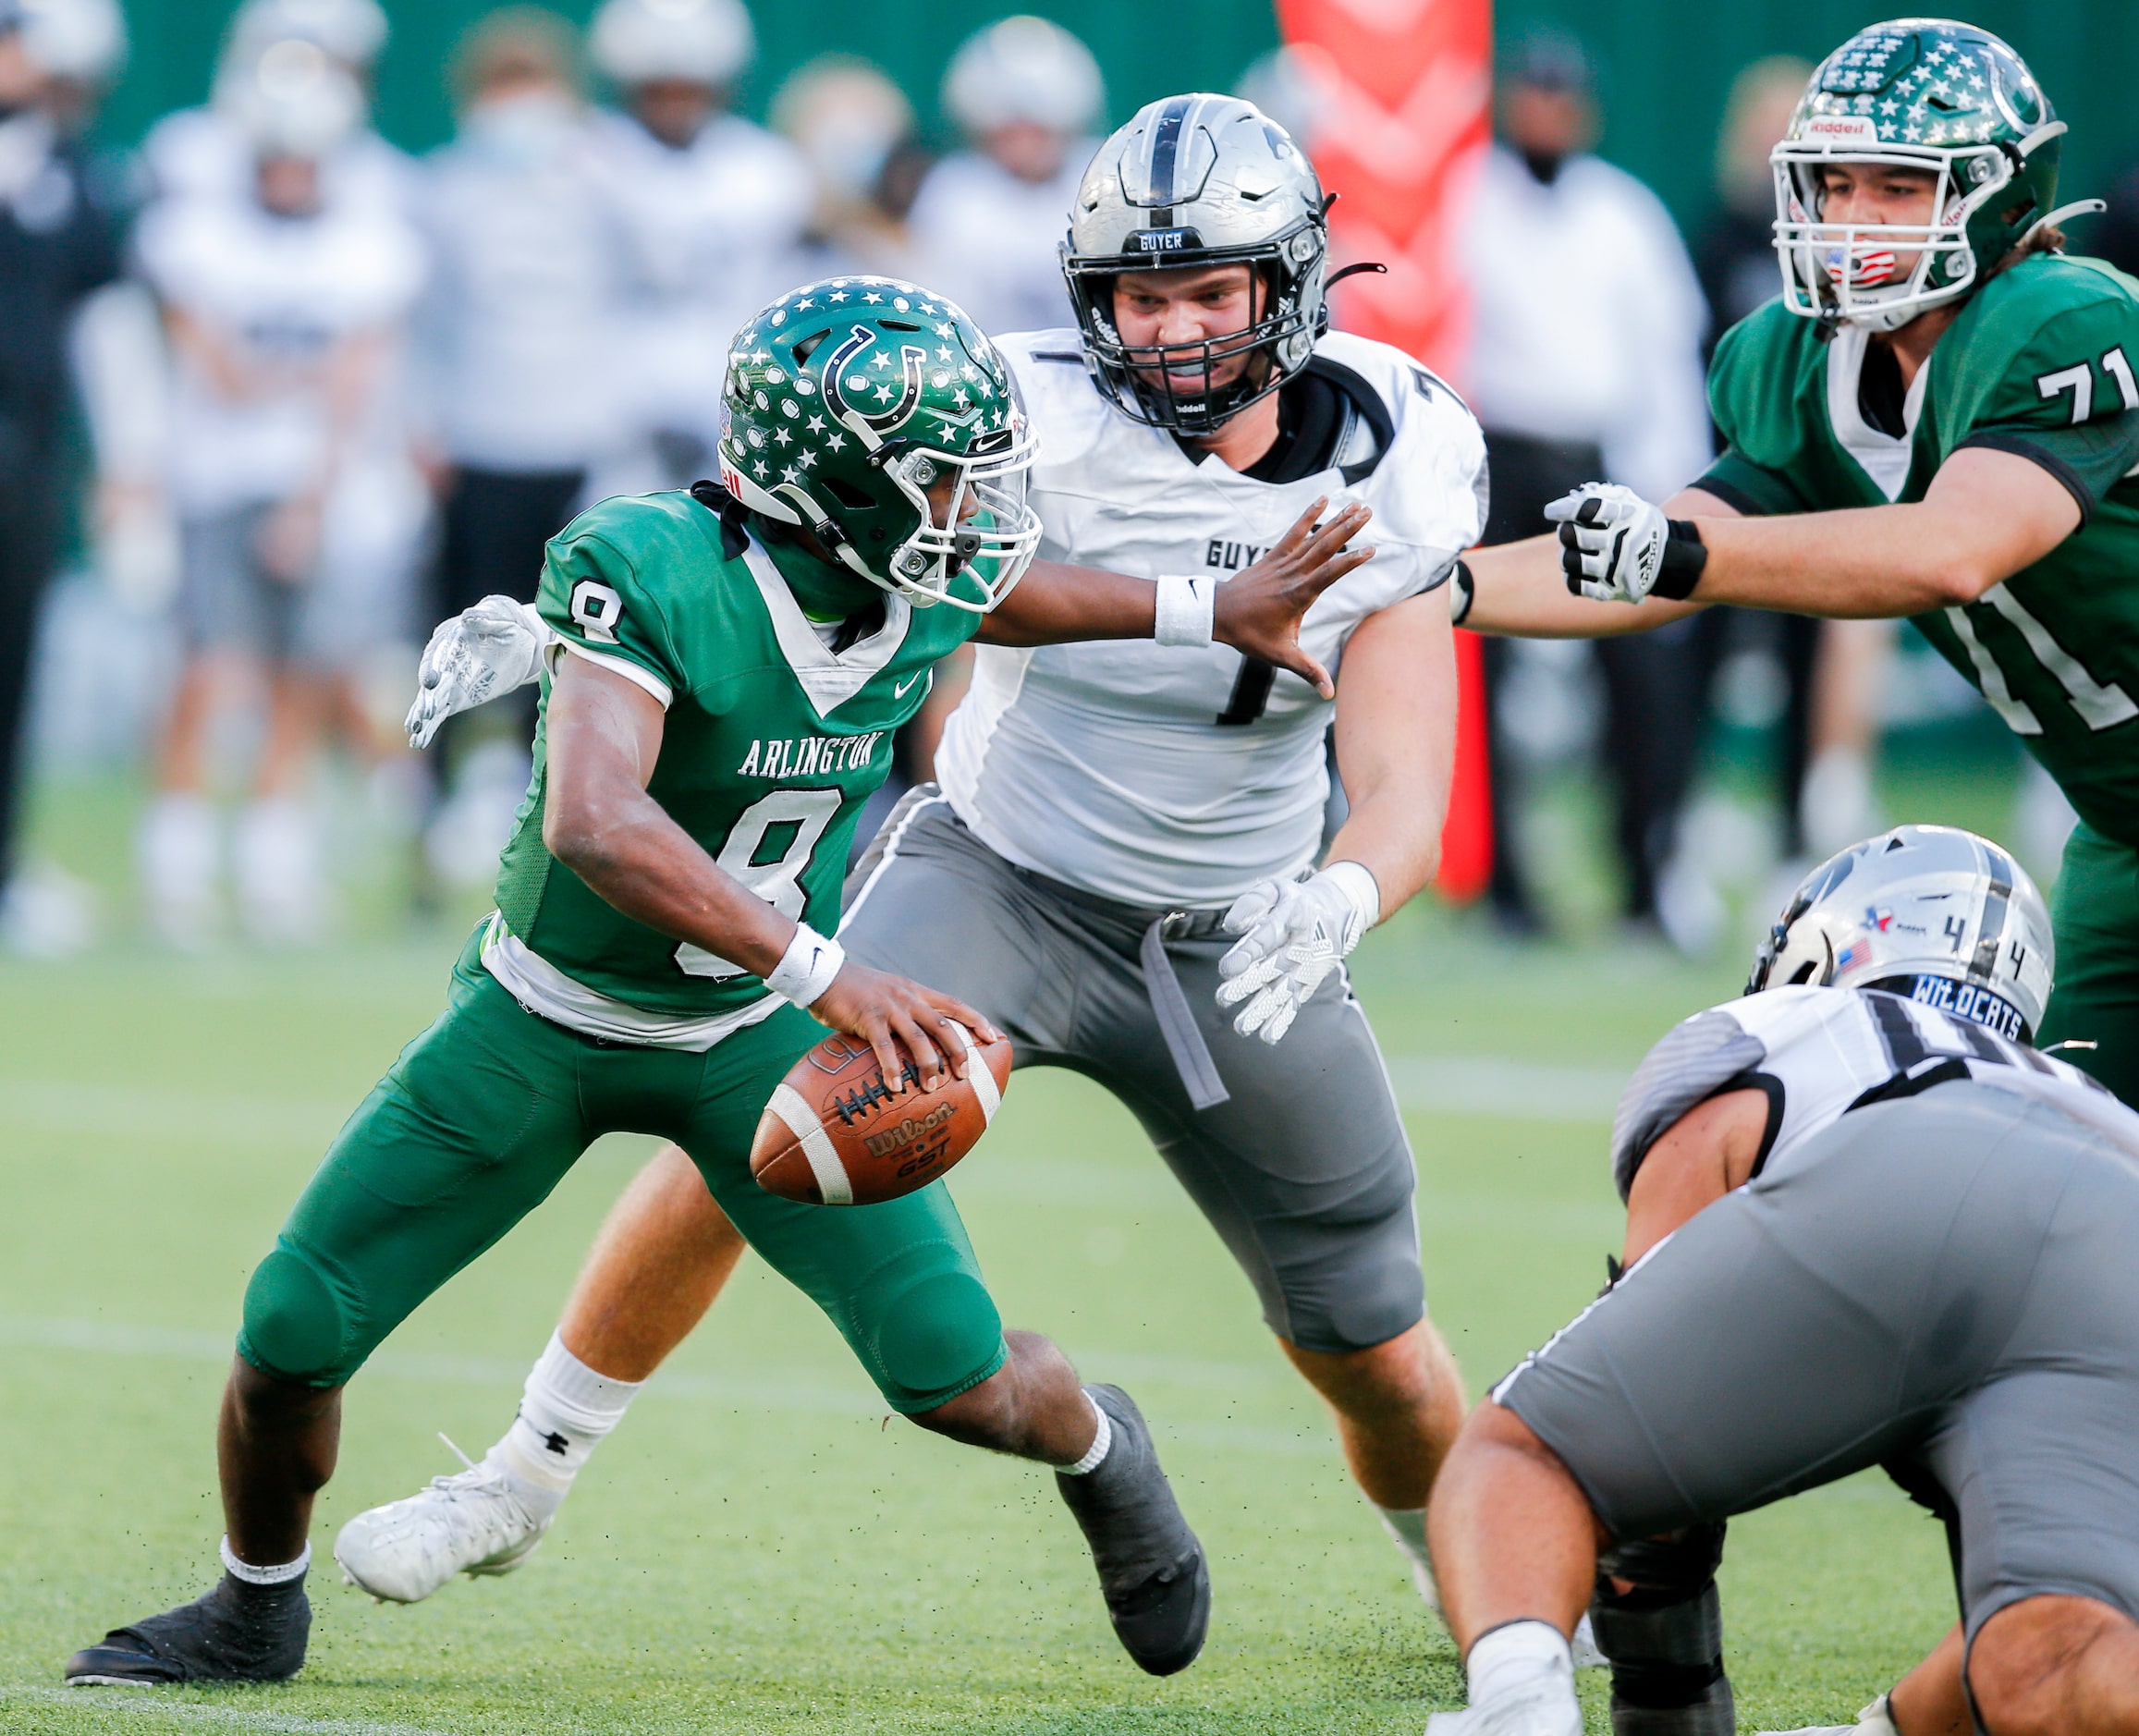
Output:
[66, 278, 1370, 1689]
[1463, 17, 2139, 1106]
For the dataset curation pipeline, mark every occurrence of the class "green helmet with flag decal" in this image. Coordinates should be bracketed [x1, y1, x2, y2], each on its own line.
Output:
[716, 276, 1042, 611]
[1771, 19, 2100, 332]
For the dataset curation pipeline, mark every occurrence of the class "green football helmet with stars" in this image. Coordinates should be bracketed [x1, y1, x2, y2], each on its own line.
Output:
[716, 276, 1043, 611]
[1772, 19, 2103, 333]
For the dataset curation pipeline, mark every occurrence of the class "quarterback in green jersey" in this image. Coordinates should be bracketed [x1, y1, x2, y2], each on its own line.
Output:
[66, 279, 1371, 1691]
[1467, 18, 2139, 1106]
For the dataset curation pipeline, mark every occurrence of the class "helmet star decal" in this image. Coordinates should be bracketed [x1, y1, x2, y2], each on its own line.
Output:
[1769, 19, 2096, 332]
[717, 276, 1039, 613]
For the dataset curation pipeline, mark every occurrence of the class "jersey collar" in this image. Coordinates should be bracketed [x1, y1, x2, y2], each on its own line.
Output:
[739, 533, 911, 717]
[1827, 325, 1929, 503]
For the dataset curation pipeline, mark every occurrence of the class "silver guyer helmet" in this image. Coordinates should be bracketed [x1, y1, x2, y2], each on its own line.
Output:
[1061, 92, 1329, 434]
[1748, 824, 2054, 1043]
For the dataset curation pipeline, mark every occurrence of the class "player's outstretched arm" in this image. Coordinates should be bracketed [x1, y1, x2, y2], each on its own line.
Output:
[1460, 486, 1734, 639]
[543, 651, 1000, 1087]
[1689, 446, 2080, 616]
[1539, 450, 2080, 623]
[1326, 586, 1459, 910]
[978, 497, 1375, 698]
[1213, 586, 1460, 1045]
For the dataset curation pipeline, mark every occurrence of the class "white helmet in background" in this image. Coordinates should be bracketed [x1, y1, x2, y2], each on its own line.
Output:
[228, 0, 387, 70]
[217, 35, 364, 161]
[18, 0, 128, 84]
[590, 0, 752, 88]
[1748, 824, 2054, 1043]
[941, 15, 1103, 137]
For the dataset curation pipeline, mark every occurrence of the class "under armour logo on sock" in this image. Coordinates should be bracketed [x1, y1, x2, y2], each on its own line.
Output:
[543, 1431, 570, 1456]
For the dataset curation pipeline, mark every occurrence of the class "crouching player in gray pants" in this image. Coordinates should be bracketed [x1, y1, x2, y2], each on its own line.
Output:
[1425, 825, 2139, 1736]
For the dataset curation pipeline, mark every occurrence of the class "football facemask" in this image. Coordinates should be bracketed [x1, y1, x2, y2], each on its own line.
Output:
[1770, 20, 2094, 333]
[719, 277, 1043, 611]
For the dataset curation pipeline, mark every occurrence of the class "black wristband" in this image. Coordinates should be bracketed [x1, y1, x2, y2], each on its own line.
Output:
[1653, 520, 1708, 600]
[1448, 557, 1474, 626]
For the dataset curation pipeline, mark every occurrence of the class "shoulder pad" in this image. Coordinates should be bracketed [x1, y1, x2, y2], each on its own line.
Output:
[997, 329, 1114, 474]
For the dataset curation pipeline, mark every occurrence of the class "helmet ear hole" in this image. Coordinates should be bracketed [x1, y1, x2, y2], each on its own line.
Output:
[820, 476, 874, 511]
[1788, 960, 1819, 986]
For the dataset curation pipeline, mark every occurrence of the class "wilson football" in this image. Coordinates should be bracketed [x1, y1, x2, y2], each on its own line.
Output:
[750, 1022, 1012, 1205]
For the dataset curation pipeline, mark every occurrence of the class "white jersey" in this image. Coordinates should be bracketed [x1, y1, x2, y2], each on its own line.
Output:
[1608, 984, 2139, 1202]
[935, 329, 1488, 908]
[588, 112, 813, 451]
[135, 189, 426, 516]
[906, 152, 1090, 337]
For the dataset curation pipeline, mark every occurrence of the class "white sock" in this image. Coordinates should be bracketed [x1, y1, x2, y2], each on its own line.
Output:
[1467, 1618, 1573, 1705]
[221, 1537, 310, 1584]
[1057, 1392, 1112, 1475]
[489, 1331, 644, 1520]
[1375, 1503, 1440, 1611]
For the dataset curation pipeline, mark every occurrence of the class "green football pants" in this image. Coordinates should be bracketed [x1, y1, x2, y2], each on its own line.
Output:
[237, 929, 1007, 1410]
[2037, 820, 2139, 1108]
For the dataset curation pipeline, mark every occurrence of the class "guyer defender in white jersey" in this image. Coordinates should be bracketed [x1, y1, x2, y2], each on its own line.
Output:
[940, 325, 1486, 907]
[346, 92, 1497, 1644]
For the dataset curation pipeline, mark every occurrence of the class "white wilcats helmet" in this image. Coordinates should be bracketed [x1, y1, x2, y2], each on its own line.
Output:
[1748, 825, 2053, 1042]
[1062, 93, 1329, 434]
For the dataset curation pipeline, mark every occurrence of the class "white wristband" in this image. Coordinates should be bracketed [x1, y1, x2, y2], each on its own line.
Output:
[1153, 573, 1216, 647]
[1321, 859, 1382, 947]
[764, 923, 845, 1009]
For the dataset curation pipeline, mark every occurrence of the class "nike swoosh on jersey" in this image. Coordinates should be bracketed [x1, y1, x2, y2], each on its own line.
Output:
[894, 674, 923, 697]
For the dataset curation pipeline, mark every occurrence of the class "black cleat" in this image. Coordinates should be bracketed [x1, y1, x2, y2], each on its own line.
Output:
[1056, 1384, 1211, 1676]
[67, 1571, 310, 1687]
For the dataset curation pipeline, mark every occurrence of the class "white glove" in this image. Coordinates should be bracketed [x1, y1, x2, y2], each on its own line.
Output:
[405, 595, 554, 750]
[1216, 861, 1380, 1045]
[1544, 483, 1702, 605]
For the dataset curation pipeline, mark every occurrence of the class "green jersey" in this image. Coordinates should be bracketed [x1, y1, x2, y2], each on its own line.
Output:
[490, 490, 981, 1037]
[1702, 255, 2139, 846]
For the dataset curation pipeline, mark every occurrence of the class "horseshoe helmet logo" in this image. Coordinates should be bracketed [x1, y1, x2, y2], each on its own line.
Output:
[824, 324, 928, 440]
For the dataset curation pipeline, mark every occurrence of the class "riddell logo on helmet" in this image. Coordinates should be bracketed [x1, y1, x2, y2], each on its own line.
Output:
[1803, 115, 1881, 146]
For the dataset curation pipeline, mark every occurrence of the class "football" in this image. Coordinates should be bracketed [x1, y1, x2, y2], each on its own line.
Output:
[750, 1023, 1013, 1205]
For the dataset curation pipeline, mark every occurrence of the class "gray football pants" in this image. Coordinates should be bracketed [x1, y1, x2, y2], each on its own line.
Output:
[1497, 1080, 2139, 1639]
[838, 788, 1426, 1355]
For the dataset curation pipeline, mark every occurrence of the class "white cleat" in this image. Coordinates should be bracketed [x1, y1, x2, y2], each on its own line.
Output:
[335, 1442, 549, 1605]
[1425, 1677, 1584, 1736]
[1571, 1610, 1607, 1669]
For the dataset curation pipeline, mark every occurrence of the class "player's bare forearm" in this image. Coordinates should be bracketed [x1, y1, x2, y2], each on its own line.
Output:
[1691, 447, 2079, 616]
[1326, 588, 1457, 911]
[980, 497, 1375, 698]
[978, 558, 1157, 644]
[1461, 485, 1736, 638]
[542, 652, 795, 978]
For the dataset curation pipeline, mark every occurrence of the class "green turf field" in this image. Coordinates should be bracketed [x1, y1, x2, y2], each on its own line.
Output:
[0, 760, 2005, 1736]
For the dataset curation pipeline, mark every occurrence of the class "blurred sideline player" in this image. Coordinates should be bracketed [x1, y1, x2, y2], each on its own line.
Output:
[0, 0, 122, 957]
[413, 9, 627, 889]
[772, 56, 933, 287]
[66, 275, 1367, 1687]
[141, 0, 411, 217]
[1464, 20, 2139, 1104]
[585, 0, 813, 496]
[348, 93, 1487, 1636]
[1424, 827, 2139, 1736]
[907, 16, 1101, 336]
[1461, 31, 1715, 941]
[134, 50, 426, 944]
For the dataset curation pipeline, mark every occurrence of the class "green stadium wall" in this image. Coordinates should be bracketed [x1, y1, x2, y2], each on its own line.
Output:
[95, 2, 2121, 233]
